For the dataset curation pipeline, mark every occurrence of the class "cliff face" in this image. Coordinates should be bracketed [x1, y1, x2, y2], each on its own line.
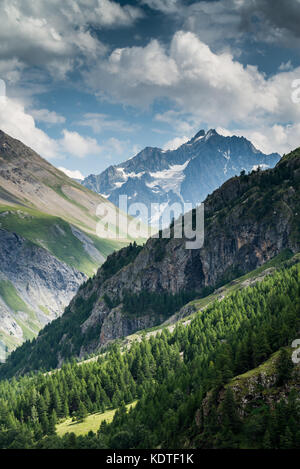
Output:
[2, 149, 299, 372]
[193, 346, 300, 449]
[0, 229, 85, 356]
[77, 151, 299, 350]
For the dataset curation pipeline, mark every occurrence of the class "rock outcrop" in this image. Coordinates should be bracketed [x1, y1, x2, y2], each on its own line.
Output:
[82, 129, 280, 225]
[1, 148, 299, 372]
[0, 229, 85, 355]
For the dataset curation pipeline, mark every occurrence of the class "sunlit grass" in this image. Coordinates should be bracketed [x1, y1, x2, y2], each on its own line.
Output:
[56, 401, 137, 437]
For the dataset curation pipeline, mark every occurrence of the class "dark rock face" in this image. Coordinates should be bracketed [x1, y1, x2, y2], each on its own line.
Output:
[3, 150, 298, 372]
[70, 152, 299, 356]
[82, 129, 280, 224]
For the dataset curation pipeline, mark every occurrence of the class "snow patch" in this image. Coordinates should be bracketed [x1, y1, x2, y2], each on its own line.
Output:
[147, 161, 189, 197]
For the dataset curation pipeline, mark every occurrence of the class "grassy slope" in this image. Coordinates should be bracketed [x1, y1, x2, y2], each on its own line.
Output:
[56, 401, 137, 437]
[0, 205, 100, 276]
[0, 280, 41, 342]
[0, 131, 147, 355]
[0, 130, 146, 268]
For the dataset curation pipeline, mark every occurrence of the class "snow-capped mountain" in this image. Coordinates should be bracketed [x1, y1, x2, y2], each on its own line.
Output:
[82, 129, 280, 225]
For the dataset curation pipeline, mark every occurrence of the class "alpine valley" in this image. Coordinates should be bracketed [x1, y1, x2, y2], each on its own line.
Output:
[1, 0, 300, 453]
[0, 130, 138, 356]
[0, 136, 299, 451]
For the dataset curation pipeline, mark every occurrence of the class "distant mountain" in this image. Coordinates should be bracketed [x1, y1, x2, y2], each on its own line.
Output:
[82, 129, 280, 224]
[3, 146, 298, 376]
[0, 130, 136, 355]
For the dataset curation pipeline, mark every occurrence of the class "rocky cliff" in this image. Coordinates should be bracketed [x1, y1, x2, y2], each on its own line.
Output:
[1, 148, 299, 373]
[0, 229, 85, 357]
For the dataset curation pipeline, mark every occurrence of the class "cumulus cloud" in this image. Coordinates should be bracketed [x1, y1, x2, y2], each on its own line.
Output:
[0, 0, 142, 81]
[142, 0, 300, 50]
[85, 30, 300, 154]
[58, 167, 85, 180]
[0, 97, 60, 159]
[30, 108, 66, 124]
[163, 135, 189, 150]
[182, 0, 243, 48]
[217, 123, 300, 155]
[0, 97, 102, 160]
[60, 129, 102, 158]
[141, 0, 181, 14]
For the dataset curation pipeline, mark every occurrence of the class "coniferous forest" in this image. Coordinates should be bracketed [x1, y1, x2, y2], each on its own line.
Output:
[1, 2, 300, 453]
[0, 261, 299, 449]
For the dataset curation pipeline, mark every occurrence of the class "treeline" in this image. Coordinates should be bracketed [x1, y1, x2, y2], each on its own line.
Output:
[101, 242, 143, 281]
[0, 262, 299, 448]
[104, 289, 198, 318]
[123, 289, 197, 317]
[197, 349, 300, 449]
[0, 331, 181, 448]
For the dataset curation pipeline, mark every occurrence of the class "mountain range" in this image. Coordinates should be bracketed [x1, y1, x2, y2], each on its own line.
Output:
[2, 145, 299, 377]
[0, 130, 136, 356]
[82, 129, 280, 225]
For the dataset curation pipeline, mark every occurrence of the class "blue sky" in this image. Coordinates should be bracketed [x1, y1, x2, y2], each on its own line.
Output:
[0, 0, 300, 179]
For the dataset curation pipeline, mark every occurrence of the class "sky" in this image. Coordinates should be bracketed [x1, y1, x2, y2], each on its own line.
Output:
[0, 0, 300, 179]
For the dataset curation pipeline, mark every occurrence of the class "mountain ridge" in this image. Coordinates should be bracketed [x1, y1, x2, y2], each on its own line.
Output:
[2, 146, 298, 376]
[0, 130, 136, 355]
[82, 129, 280, 224]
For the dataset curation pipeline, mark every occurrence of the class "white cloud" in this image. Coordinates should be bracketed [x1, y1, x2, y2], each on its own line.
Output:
[107, 39, 179, 87]
[155, 110, 197, 135]
[0, 97, 60, 159]
[0, 97, 104, 161]
[141, 0, 181, 14]
[0, 58, 25, 84]
[30, 108, 66, 124]
[279, 60, 293, 72]
[58, 167, 85, 180]
[86, 30, 300, 154]
[60, 129, 102, 158]
[77, 113, 137, 133]
[163, 135, 189, 150]
[89, 0, 143, 27]
[0, 0, 142, 81]
[105, 137, 126, 155]
[217, 123, 300, 155]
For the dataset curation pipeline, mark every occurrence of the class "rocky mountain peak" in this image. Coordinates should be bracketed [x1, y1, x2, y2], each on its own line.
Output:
[82, 129, 281, 224]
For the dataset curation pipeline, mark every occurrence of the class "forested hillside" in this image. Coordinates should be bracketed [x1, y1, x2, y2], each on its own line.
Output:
[0, 258, 299, 449]
[1, 147, 299, 377]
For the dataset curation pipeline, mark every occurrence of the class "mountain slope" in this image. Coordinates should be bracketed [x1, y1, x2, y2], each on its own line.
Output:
[0, 130, 136, 245]
[0, 258, 299, 449]
[82, 129, 280, 224]
[1, 146, 298, 375]
[0, 229, 85, 359]
[0, 130, 138, 355]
